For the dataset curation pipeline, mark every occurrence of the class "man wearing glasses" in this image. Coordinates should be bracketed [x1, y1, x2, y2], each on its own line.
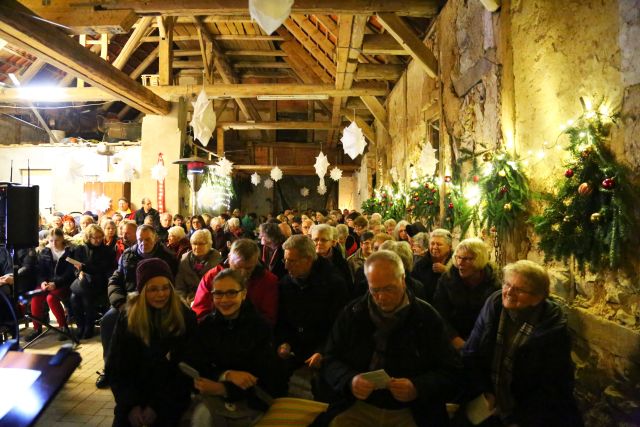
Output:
[322, 250, 461, 426]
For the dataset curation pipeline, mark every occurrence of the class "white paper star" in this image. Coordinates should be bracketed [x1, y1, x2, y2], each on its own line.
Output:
[341, 121, 367, 159]
[94, 194, 111, 213]
[317, 184, 327, 195]
[314, 151, 330, 178]
[151, 163, 167, 182]
[190, 88, 216, 145]
[64, 156, 85, 182]
[251, 172, 261, 186]
[249, 0, 293, 35]
[419, 141, 439, 176]
[329, 166, 343, 181]
[270, 166, 283, 182]
[214, 157, 234, 177]
[300, 187, 309, 197]
[264, 178, 274, 189]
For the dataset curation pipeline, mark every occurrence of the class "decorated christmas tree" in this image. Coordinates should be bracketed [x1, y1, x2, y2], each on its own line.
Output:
[532, 99, 636, 271]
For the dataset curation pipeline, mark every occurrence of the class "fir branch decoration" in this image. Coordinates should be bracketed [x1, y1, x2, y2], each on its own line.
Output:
[410, 176, 462, 231]
[361, 183, 408, 220]
[532, 101, 635, 271]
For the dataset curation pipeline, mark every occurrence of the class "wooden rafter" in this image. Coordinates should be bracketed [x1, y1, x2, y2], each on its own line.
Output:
[142, 34, 285, 42]
[355, 64, 404, 80]
[376, 13, 438, 78]
[283, 18, 335, 77]
[159, 17, 175, 85]
[361, 33, 406, 55]
[0, 1, 170, 114]
[112, 16, 153, 70]
[0, 83, 388, 102]
[360, 95, 388, 131]
[219, 121, 337, 130]
[99, 0, 440, 17]
[276, 28, 333, 84]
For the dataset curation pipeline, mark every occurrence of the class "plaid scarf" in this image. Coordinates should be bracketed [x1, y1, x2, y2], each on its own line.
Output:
[491, 306, 541, 417]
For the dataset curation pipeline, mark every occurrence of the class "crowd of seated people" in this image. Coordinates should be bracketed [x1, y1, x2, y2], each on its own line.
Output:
[0, 200, 584, 427]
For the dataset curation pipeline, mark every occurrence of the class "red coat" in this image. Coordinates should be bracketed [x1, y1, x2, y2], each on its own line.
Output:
[191, 263, 279, 326]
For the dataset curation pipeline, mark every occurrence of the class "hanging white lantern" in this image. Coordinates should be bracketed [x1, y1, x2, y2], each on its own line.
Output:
[151, 162, 168, 182]
[270, 166, 283, 182]
[314, 151, 330, 178]
[214, 157, 234, 177]
[264, 178, 274, 189]
[419, 141, 439, 176]
[317, 184, 327, 195]
[249, 0, 294, 35]
[251, 172, 261, 186]
[329, 166, 343, 181]
[300, 187, 309, 197]
[94, 194, 111, 213]
[340, 121, 367, 159]
[190, 88, 216, 145]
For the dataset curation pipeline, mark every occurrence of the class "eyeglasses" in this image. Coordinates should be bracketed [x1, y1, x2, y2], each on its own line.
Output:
[455, 255, 476, 264]
[212, 289, 243, 299]
[312, 238, 330, 244]
[369, 285, 399, 295]
[284, 257, 305, 265]
[147, 284, 171, 294]
[502, 282, 536, 296]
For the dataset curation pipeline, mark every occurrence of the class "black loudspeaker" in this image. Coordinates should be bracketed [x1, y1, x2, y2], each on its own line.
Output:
[0, 183, 39, 249]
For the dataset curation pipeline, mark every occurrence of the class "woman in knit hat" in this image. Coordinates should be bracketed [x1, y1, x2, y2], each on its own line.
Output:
[106, 258, 196, 427]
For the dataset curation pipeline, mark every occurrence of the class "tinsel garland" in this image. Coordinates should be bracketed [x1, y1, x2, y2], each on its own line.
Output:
[531, 102, 635, 271]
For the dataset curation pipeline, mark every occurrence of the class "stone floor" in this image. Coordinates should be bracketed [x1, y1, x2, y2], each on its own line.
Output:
[20, 326, 114, 427]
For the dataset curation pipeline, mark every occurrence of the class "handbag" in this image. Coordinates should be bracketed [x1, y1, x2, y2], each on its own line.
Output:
[70, 273, 90, 295]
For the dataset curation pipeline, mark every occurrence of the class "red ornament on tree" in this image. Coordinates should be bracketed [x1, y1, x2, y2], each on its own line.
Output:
[472, 175, 480, 183]
[448, 202, 454, 209]
[500, 186, 509, 194]
[413, 196, 419, 201]
[601, 178, 615, 190]
[431, 188, 437, 194]
[565, 169, 574, 178]
[427, 201, 434, 205]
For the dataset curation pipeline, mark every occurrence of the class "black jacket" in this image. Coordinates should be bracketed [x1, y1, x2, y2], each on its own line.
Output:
[73, 243, 116, 297]
[185, 302, 287, 404]
[36, 246, 75, 290]
[276, 256, 349, 364]
[107, 243, 178, 309]
[106, 304, 196, 424]
[462, 291, 583, 427]
[322, 292, 462, 425]
[412, 253, 451, 304]
[433, 264, 501, 340]
[133, 207, 160, 227]
[327, 248, 354, 298]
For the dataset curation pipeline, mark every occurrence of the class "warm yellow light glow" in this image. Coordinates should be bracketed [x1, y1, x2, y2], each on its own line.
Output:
[579, 132, 586, 138]
[482, 162, 494, 177]
[583, 98, 593, 111]
[599, 104, 610, 117]
[464, 184, 482, 206]
[18, 85, 68, 101]
[536, 150, 545, 159]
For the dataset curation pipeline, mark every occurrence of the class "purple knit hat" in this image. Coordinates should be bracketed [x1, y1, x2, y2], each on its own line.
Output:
[136, 258, 173, 293]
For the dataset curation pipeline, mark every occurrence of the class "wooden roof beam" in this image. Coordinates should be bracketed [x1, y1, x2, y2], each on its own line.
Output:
[0, 1, 170, 115]
[234, 164, 358, 175]
[142, 34, 285, 42]
[0, 83, 388, 102]
[112, 16, 154, 70]
[376, 13, 438, 79]
[99, 0, 440, 17]
[360, 95, 387, 131]
[276, 28, 333, 84]
[355, 64, 404, 80]
[341, 110, 375, 143]
[219, 121, 337, 130]
[283, 18, 336, 77]
[361, 33, 406, 55]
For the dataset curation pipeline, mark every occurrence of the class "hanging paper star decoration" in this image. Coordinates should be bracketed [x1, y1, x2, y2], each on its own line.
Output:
[341, 121, 367, 159]
[419, 141, 439, 176]
[190, 88, 216, 145]
[329, 166, 343, 181]
[214, 157, 234, 177]
[264, 178, 274, 189]
[270, 166, 283, 182]
[151, 162, 168, 182]
[300, 187, 309, 197]
[317, 183, 327, 195]
[94, 194, 111, 213]
[314, 151, 330, 178]
[251, 172, 261, 186]
[64, 156, 85, 182]
[248, 0, 294, 35]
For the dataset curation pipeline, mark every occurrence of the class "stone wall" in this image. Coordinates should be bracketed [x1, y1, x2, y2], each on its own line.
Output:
[379, 0, 640, 424]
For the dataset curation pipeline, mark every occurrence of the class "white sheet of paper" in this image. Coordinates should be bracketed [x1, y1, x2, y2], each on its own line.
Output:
[360, 369, 391, 390]
[65, 257, 82, 268]
[465, 394, 495, 425]
[0, 368, 42, 420]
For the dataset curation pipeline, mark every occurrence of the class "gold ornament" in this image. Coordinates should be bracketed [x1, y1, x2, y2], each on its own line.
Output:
[503, 203, 512, 211]
[482, 152, 493, 162]
[552, 224, 560, 232]
[498, 169, 507, 177]
[578, 182, 593, 196]
[563, 215, 571, 223]
[590, 212, 601, 223]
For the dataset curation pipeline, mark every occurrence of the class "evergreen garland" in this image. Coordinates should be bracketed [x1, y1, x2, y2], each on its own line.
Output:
[409, 176, 461, 231]
[361, 183, 408, 220]
[531, 102, 635, 271]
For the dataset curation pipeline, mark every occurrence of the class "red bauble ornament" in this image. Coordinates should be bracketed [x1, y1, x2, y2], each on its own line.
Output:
[565, 169, 574, 178]
[601, 178, 615, 190]
[578, 182, 593, 196]
[500, 186, 509, 194]
[448, 202, 454, 209]
[431, 188, 437, 194]
[413, 196, 419, 201]
[472, 175, 480, 183]
[427, 201, 434, 205]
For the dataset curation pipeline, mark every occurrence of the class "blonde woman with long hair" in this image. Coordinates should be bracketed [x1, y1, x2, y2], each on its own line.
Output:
[106, 258, 196, 427]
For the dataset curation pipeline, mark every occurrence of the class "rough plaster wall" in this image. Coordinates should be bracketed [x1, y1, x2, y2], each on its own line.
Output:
[510, 0, 640, 423]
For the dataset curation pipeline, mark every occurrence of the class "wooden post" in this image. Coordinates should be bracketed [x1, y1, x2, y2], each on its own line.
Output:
[216, 127, 224, 157]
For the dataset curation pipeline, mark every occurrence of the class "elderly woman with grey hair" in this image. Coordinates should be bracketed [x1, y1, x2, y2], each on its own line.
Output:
[259, 222, 287, 279]
[166, 225, 191, 260]
[412, 228, 454, 304]
[311, 224, 353, 296]
[392, 220, 410, 243]
[379, 240, 427, 301]
[433, 237, 500, 351]
[462, 260, 583, 427]
[175, 229, 221, 304]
